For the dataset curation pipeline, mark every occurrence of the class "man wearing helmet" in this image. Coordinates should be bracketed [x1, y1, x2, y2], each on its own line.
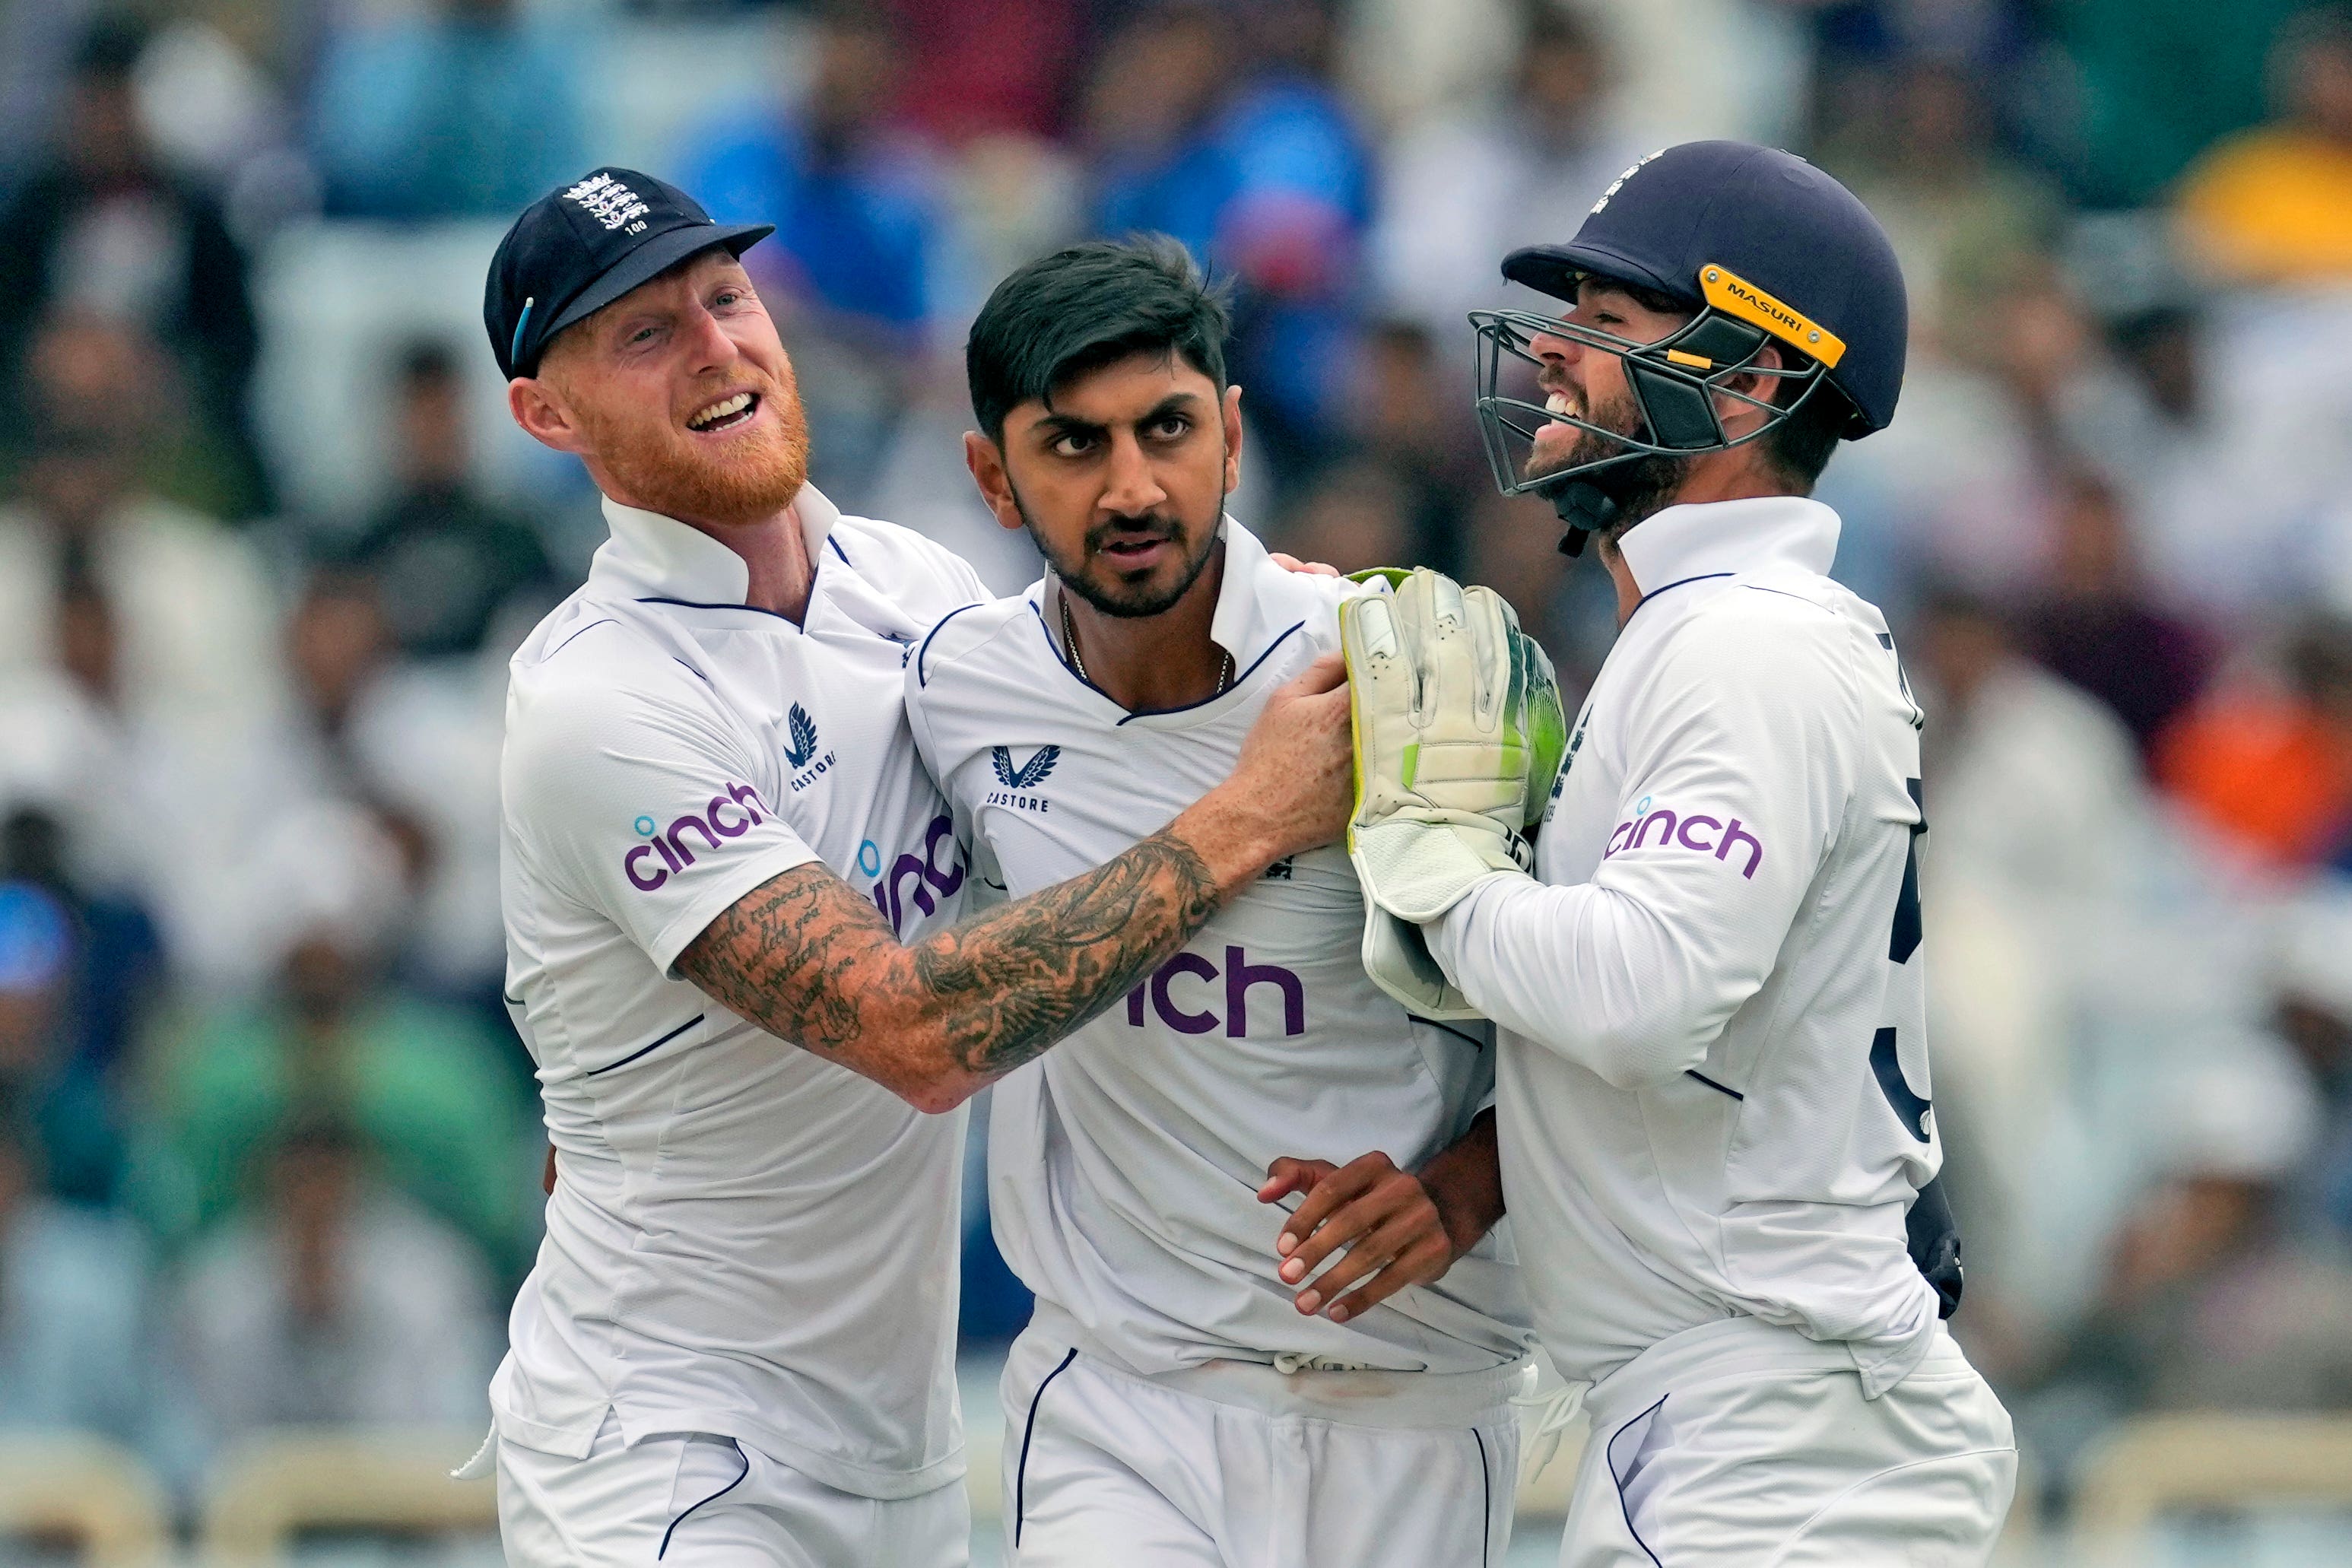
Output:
[1344, 141, 2017, 1563]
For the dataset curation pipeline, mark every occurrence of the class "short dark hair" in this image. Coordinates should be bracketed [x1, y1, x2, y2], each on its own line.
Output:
[966, 236, 1231, 443]
[1759, 372, 1849, 491]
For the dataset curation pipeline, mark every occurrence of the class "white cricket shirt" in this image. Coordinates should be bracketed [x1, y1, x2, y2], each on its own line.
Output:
[494, 487, 986, 1497]
[1430, 497, 1944, 1398]
[905, 521, 1531, 1381]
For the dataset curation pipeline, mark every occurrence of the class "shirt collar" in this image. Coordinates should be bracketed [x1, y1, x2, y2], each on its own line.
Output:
[1614, 495, 1841, 598]
[590, 484, 840, 605]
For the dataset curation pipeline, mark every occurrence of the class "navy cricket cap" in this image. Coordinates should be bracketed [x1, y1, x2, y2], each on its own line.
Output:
[484, 168, 773, 380]
[1502, 141, 1909, 435]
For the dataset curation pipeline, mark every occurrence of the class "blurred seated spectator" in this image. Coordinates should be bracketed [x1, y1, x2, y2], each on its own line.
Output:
[682, 2, 952, 500]
[0, 315, 284, 733]
[337, 339, 559, 662]
[885, 0, 1086, 145]
[1269, 460, 1411, 578]
[0, 807, 161, 1198]
[0, 1089, 149, 1449]
[139, 892, 532, 1269]
[1817, 57, 2062, 354]
[0, 880, 126, 1210]
[2156, 615, 2352, 874]
[310, 0, 583, 221]
[1088, 1, 1371, 488]
[1915, 583, 2155, 902]
[1371, 2, 1644, 350]
[2042, 1047, 2352, 1420]
[0, 18, 264, 516]
[1346, 320, 1490, 579]
[2270, 884, 2352, 1238]
[2052, 0, 2310, 207]
[168, 1113, 496, 1462]
[2176, 5, 2352, 284]
[2026, 475, 2215, 760]
[281, 571, 510, 998]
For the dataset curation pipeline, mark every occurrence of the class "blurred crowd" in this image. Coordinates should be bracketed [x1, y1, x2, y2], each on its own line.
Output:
[7, 0, 2352, 1535]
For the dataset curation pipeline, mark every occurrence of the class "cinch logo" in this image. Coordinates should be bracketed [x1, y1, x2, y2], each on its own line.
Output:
[782, 703, 836, 792]
[1602, 798, 1764, 879]
[986, 744, 1059, 814]
[870, 813, 967, 935]
[1124, 945, 1305, 1038]
[624, 782, 768, 890]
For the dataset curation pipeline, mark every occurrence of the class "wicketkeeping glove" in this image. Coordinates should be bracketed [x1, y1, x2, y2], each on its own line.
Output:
[1340, 568, 1567, 1018]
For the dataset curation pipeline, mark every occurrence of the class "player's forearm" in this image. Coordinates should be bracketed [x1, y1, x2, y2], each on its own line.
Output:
[678, 828, 1230, 1112]
[1428, 875, 1755, 1089]
[1416, 1108, 1505, 1257]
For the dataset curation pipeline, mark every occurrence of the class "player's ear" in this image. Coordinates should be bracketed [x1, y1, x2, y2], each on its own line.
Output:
[509, 376, 586, 455]
[1716, 343, 1786, 440]
[963, 430, 1024, 533]
[1220, 383, 1244, 496]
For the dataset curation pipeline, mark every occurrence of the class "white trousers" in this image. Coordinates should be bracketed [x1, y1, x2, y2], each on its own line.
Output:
[1000, 1326, 1522, 1567]
[493, 1412, 969, 1567]
[1558, 1320, 2016, 1568]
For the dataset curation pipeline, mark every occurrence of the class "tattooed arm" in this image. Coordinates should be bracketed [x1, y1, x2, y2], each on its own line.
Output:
[678, 653, 1353, 1112]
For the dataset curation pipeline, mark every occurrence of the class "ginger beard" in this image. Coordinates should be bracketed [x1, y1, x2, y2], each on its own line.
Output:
[564, 353, 811, 528]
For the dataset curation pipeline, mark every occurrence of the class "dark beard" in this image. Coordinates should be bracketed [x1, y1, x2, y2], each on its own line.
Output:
[1525, 389, 1693, 532]
[1012, 488, 1226, 619]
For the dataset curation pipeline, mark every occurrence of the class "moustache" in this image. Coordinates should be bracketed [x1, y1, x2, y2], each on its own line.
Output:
[1086, 515, 1185, 551]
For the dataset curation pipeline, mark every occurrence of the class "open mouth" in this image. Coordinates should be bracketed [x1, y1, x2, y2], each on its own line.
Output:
[1098, 535, 1173, 566]
[686, 391, 760, 433]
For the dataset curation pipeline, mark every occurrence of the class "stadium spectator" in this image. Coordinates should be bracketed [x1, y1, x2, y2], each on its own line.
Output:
[167, 1113, 497, 1462]
[2051, 0, 2312, 205]
[0, 817, 166, 1109]
[1371, 1, 1643, 349]
[138, 893, 532, 1269]
[338, 341, 559, 663]
[2027, 474, 2216, 758]
[884, 0, 1087, 145]
[309, 0, 583, 221]
[2044, 1048, 2352, 1420]
[0, 878, 125, 1211]
[2156, 615, 2352, 874]
[0, 370, 283, 738]
[1817, 57, 2063, 351]
[1335, 320, 1486, 579]
[0, 18, 265, 516]
[1088, 0, 1372, 486]
[681, 2, 954, 498]
[0, 1085, 149, 1449]
[2176, 5, 2352, 284]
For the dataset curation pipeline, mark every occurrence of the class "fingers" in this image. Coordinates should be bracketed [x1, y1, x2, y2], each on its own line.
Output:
[1268, 551, 1341, 577]
[1258, 1156, 1333, 1206]
[1274, 1151, 1393, 1268]
[1313, 1230, 1456, 1322]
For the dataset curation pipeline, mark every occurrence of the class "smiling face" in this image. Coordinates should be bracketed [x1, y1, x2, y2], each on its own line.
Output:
[509, 248, 810, 527]
[1522, 277, 1693, 481]
[970, 349, 1242, 617]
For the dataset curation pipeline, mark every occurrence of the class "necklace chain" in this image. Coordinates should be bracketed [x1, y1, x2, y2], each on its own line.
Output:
[1060, 589, 1233, 694]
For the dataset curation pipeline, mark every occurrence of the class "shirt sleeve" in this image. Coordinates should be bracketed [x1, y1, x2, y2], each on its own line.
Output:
[902, 621, 986, 903]
[508, 660, 821, 976]
[1427, 608, 1858, 1090]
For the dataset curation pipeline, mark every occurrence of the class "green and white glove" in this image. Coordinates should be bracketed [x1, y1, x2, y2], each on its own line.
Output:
[1340, 568, 1568, 1018]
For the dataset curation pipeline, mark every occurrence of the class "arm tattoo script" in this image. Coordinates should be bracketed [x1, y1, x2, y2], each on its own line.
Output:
[677, 827, 1221, 1096]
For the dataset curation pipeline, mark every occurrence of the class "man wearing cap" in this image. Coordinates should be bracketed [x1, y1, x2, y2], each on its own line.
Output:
[1341, 141, 2017, 1563]
[472, 170, 1352, 1564]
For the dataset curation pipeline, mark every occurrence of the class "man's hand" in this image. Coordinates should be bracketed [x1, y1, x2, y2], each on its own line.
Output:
[1195, 652, 1354, 868]
[1268, 551, 1341, 577]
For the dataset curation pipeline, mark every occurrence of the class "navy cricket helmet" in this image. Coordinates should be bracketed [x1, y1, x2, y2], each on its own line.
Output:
[1470, 141, 1908, 548]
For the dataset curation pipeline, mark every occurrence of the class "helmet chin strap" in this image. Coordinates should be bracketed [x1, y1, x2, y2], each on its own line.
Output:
[1536, 420, 1658, 558]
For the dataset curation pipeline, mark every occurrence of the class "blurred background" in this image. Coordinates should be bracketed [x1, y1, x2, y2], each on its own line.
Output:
[5, 0, 2352, 1563]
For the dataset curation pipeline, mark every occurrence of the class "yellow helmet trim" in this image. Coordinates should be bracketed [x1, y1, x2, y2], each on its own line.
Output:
[1697, 264, 1846, 368]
